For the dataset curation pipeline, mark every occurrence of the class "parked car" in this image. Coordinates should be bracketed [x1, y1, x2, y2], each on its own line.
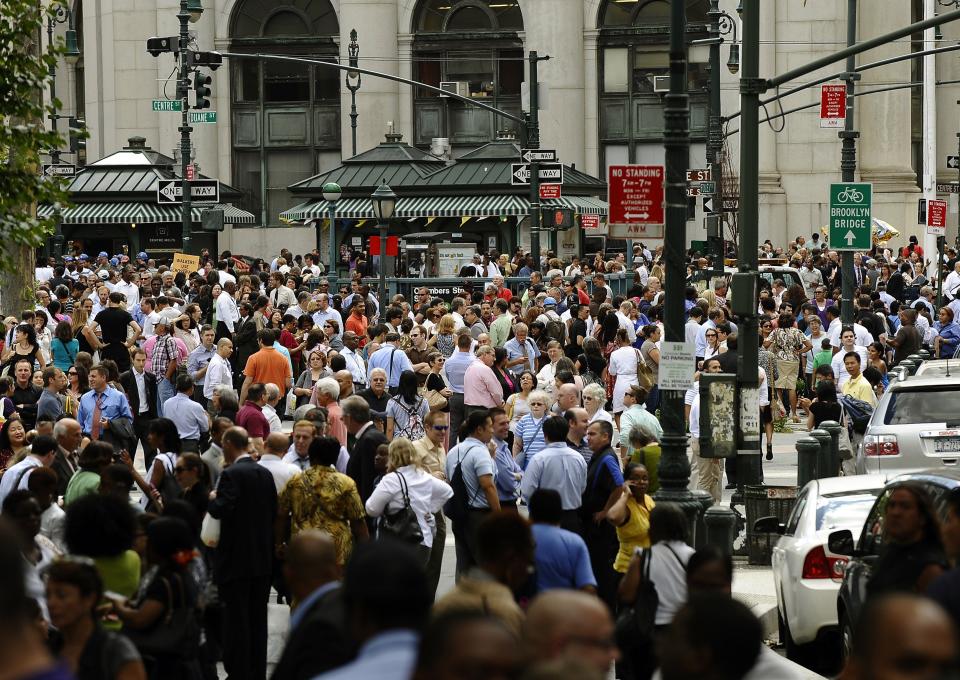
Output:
[829, 469, 960, 664]
[855, 376, 960, 475]
[688, 265, 803, 298]
[754, 475, 887, 672]
[913, 359, 960, 379]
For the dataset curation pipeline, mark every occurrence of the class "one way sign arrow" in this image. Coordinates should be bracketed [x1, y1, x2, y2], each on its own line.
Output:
[702, 196, 714, 213]
[948, 155, 960, 169]
[844, 229, 856, 246]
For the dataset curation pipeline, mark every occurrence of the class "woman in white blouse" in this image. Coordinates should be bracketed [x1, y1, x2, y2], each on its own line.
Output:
[607, 329, 640, 417]
[582, 382, 618, 440]
[364, 437, 453, 564]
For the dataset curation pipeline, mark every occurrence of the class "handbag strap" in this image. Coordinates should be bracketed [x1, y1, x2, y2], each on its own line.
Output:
[394, 471, 411, 508]
[521, 416, 545, 455]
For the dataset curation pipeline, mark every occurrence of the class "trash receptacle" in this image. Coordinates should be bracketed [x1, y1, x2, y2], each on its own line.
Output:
[745, 485, 798, 566]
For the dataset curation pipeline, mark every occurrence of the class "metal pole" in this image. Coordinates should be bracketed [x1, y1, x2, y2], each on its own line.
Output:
[736, 0, 762, 485]
[327, 203, 338, 289]
[346, 29, 361, 158]
[839, 0, 858, 325]
[47, 11, 66, 259]
[379, 221, 388, 307]
[923, 0, 939, 282]
[178, 0, 193, 255]
[706, 0, 723, 272]
[654, 0, 711, 535]
[528, 51, 541, 269]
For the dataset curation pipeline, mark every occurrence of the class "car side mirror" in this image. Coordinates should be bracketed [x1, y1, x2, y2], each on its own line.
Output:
[828, 529, 855, 556]
[753, 515, 785, 535]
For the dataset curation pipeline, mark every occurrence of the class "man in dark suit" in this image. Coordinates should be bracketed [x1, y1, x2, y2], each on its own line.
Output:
[270, 530, 353, 680]
[51, 417, 83, 498]
[232, 302, 259, 391]
[341, 395, 387, 510]
[207, 426, 278, 680]
[119, 347, 158, 469]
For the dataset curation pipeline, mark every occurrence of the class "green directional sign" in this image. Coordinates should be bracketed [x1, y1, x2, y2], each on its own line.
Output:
[829, 182, 872, 251]
[189, 111, 217, 124]
[152, 99, 182, 112]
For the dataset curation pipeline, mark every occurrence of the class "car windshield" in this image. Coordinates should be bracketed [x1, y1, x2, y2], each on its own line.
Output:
[883, 387, 960, 426]
[816, 490, 882, 531]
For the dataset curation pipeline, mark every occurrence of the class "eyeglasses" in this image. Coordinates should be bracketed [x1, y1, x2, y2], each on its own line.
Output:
[705, 332, 717, 338]
[174, 466, 191, 473]
[432, 425, 449, 431]
[67, 370, 77, 376]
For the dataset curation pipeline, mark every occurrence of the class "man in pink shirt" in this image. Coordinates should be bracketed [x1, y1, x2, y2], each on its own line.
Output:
[464, 345, 504, 421]
[310, 377, 347, 447]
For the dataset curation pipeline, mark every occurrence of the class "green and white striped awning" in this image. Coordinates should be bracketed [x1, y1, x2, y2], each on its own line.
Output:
[38, 202, 256, 225]
[280, 194, 607, 223]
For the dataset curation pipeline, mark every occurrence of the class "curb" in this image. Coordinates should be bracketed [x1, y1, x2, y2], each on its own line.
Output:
[752, 602, 828, 679]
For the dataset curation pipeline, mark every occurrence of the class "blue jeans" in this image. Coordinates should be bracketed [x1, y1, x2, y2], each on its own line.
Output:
[157, 377, 175, 417]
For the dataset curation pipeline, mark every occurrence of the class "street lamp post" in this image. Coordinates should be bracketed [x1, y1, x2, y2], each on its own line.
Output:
[179, 0, 203, 256]
[839, 0, 859, 324]
[705, 0, 739, 273]
[346, 30, 361, 158]
[370, 181, 397, 307]
[46, 4, 81, 259]
[323, 181, 342, 289]
[656, 0, 713, 538]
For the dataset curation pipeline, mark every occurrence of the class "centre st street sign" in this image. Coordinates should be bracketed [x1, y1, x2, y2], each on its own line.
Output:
[829, 182, 872, 250]
[607, 165, 665, 239]
[152, 99, 182, 112]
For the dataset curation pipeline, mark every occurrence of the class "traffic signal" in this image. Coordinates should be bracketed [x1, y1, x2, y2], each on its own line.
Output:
[540, 207, 574, 230]
[201, 208, 225, 232]
[146, 36, 178, 57]
[193, 71, 212, 110]
[68, 117, 86, 154]
[187, 51, 223, 70]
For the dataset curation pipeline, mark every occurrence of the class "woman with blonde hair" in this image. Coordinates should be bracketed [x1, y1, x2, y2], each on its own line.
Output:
[70, 307, 101, 357]
[428, 314, 457, 358]
[364, 437, 453, 564]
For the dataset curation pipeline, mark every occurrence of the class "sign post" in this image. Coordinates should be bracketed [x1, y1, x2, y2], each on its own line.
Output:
[828, 182, 872, 250]
[927, 198, 948, 237]
[819, 84, 847, 128]
[607, 164, 665, 239]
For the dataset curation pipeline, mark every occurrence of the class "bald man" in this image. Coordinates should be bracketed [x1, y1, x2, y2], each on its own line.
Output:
[271, 531, 352, 680]
[839, 593, 957, 680]
[258, 432, 300, 494]
[334, 370, 354, 400]
[552, 383, 581, 415]
[524, 590, 619, 675]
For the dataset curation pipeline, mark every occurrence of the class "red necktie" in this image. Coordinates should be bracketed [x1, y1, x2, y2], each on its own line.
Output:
[91, 394, 103, 440]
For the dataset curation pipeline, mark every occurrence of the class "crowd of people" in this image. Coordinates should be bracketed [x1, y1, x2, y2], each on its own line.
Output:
[0, 235, 958, 679]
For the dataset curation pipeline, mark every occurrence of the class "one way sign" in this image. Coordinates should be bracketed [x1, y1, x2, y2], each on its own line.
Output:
[156, 179, 220, 204]
[511, 163, 564, 186]
[948, 156, 960, 169]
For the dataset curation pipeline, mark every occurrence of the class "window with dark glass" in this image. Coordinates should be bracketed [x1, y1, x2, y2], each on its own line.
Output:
[229, 0, 340, 225]
[411, 1, 524, 149]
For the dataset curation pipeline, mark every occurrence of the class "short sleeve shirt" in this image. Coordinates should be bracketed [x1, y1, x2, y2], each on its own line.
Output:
[531, 523, 597, 592]
[244, 347, 292, 388]
[95, 307, 133, 343]
[445, 439, 495, 509]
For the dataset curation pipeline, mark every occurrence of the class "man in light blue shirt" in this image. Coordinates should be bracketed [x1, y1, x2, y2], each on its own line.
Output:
[312, 542, 429, 680]
[77, 365, 133, 440]
[162, 375, 209, 453]
[529, 488, 596, 593]
[442, 333, 476, 439]
[366, 333, 413, 391]
[503, 323, 541, 376]
[521, 415, 587, 533]
[187, 325, 217, 408]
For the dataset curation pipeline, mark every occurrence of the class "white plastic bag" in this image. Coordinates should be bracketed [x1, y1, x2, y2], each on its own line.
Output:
[201, 512, 220, 547]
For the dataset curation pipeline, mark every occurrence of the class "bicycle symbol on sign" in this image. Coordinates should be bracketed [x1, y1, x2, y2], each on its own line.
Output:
[836, 186, 864, 203]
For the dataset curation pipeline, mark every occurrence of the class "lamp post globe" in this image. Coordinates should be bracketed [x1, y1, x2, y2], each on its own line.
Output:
[322, 182, 342, 288]
[186, 0, 203, 23]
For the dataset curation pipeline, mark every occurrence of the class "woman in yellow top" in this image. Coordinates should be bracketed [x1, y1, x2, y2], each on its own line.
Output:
[607, 463, 655, 573]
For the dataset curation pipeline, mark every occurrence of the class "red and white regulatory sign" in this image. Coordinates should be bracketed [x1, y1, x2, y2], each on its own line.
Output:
[927, 198, 947, 237]
[820, 84, 846, 129]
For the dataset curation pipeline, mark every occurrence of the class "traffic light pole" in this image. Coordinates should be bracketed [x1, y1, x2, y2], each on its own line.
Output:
[839, 0, 859, 325]
[178, 0, 193, 256]
[528, 51, 542, 269]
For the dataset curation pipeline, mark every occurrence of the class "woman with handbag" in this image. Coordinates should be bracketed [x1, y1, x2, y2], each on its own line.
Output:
[506, 371, 536, 437]
[424, 353, 452, 412]
[608, 329, 641, 421]
[617, 503, 696, 680]
[46, 558, 147, 680]
[364, 437, 453, 565]
[110, 517, 202, 680]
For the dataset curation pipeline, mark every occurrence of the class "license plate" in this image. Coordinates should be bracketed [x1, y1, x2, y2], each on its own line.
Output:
[935, 439, 960, 453]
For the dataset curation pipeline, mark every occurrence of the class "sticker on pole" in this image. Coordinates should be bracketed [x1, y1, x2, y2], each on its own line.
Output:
[829, 182, 872, 251]
[928, 199, 948, 237]
[820, 84, 846, 129]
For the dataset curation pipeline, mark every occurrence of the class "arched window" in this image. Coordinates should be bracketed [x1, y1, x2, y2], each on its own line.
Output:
[597, 0, 710, 171]
[411, 0, 525, 151]
[229, 0, 340, 225]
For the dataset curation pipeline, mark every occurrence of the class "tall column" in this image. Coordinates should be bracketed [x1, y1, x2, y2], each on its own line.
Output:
[397, 34, 414, 144]
[754, 0, 786, 245]
[583, 29, 600, 178]
[521, 0, 585, 169]
[340, 1, 399, 158]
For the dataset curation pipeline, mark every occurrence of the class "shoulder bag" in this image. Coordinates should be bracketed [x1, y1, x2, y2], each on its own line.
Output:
[379, 471, 424, 545]
[124, 572, 200, 660]
[635, 349, 655, 391]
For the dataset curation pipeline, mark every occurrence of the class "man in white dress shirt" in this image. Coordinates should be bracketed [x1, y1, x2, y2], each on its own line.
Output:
[113, 268, 140, 311]
[259, 432, 300, 493]
[262, 383, 284, 433]
[311, 293, 341, 329]
[215, 281, 240, 341]
[204, 338, 235, 401]
[340, 332, 367, 391]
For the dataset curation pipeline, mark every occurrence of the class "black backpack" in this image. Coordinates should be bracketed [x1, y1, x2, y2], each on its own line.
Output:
[443, 443, 482, 523]
[545, 315, 566, 345]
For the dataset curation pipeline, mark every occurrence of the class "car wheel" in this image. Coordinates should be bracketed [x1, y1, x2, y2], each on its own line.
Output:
[810, 630, 842, 676]
[840, 611, 855, 666]
[779, 611, 808, 666]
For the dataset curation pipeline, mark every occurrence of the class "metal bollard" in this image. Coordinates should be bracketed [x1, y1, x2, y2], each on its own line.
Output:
[796, 436, 821, 487]
[820, 420, 843, 478]
[900, 359, 917, 376]
[809, 428, 832, 480]
[704, 505, 738, 556]
[917, 349, 931, 361]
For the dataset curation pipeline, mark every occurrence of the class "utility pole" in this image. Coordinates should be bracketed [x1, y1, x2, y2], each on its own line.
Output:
[923, 0, 939, 289]
[839, 0, 859, 324]
[656, 0, 712, 536]
[177, 0, 193, 256]
[735, 0, 762, 484]
[528, 51, 542, 269]
[346, 30, 361, 158]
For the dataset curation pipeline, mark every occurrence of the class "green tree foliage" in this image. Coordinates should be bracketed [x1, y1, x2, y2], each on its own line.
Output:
[0, 0, 70, 276]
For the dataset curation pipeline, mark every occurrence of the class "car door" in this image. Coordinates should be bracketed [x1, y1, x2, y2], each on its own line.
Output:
[844, 488, 891, 626]
[777, 485, 810, 630]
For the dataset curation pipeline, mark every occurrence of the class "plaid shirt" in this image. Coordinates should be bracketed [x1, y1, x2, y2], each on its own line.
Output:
[152, 334, 178, 382]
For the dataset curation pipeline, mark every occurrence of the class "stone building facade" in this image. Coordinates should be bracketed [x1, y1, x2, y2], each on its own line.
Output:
[50, 0, 953, 256]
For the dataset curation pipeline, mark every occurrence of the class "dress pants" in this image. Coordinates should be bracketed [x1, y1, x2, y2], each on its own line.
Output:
[219, 575, 271, 680]
[448, 393, 465, 442]
[133, 414, 157, 472]
[426, 511, 446, 598]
